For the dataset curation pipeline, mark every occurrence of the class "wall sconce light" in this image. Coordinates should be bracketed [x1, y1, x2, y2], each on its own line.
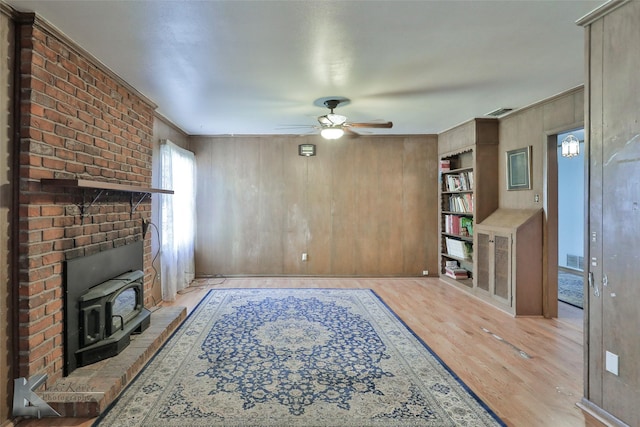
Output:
[561, 134, 580, 158]
[298, 143, 316, 156]
[320, 127, 344, 140]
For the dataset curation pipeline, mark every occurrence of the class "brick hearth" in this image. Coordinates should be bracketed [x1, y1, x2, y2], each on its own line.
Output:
[40, 306, 186, 417]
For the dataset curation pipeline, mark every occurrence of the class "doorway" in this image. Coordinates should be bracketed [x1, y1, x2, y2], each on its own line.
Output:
[545, 125, 585, 320]
[556, 129, 585, 310]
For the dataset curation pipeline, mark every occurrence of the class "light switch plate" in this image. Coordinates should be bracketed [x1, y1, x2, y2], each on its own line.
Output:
[605, 351, 619, 376]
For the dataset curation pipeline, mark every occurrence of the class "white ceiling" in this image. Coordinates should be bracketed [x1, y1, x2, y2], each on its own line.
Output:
[5, 0, 603, 136]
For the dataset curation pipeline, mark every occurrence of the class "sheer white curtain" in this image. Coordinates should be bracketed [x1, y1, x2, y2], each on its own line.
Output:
[159, 140, 196, 301]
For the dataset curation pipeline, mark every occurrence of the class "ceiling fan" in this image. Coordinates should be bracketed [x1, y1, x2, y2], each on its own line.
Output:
[316, 98, 393, 139]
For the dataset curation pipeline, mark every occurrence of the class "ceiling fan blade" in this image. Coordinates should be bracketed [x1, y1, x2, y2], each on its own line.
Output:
[275, 124, 318, 129]
[347, 121, 393, 129]
[344, 127, 360, 137]
[317, 116, 332, 126]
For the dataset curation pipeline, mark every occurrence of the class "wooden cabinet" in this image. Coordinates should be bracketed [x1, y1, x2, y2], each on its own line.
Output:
[476, 230, 511, 307]
[438, 118, 498, 290]
[474, 209, 543, 316]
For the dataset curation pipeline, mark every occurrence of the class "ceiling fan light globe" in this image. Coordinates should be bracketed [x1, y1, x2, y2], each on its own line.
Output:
[320, 127, 344, 140]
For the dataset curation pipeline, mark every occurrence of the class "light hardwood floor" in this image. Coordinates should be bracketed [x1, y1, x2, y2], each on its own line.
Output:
[18, 277, 604, 427]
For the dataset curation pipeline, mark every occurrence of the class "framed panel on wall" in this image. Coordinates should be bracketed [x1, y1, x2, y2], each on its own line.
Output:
[506, 146, 531, 190]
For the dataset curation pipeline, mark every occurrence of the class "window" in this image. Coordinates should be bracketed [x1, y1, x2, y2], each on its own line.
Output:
[159, 140, 196, 300]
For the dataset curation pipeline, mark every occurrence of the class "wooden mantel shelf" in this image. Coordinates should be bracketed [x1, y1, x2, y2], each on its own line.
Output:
[41, 178, 174, 194]
[40, 178, 173, 222]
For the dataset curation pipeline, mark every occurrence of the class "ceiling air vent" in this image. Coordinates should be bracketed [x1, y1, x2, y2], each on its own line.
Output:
[485, 107, 514, 117]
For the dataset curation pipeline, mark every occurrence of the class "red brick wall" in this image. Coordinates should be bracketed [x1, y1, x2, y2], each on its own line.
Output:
[17, 17, 156, 383]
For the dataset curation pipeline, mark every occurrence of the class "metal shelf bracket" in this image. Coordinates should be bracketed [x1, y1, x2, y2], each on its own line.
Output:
[130, 192, 152, 218]
[79, 189, 105, 224]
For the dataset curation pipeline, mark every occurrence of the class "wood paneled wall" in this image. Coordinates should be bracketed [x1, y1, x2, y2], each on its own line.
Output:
[498, 87, 584, 210]
[191, 135, 439, 277]
[498, 87, 584, 318]
[580, 2, 640, 425]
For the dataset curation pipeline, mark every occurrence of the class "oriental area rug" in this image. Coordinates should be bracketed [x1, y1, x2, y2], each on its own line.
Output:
[558, 271, 584, 309]
[95, 289, 504, 427]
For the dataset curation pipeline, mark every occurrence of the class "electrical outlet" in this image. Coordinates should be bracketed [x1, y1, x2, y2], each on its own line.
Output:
[422, 270, 429, 276]
[301, 253, 307, 261]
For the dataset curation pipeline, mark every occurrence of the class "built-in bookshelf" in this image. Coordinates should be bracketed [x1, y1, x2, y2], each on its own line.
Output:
[440, 151, 475, 287]
[438, 118, 498, 291]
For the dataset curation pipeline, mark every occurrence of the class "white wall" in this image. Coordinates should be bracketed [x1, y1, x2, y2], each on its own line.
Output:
[557, 128, 585, 270]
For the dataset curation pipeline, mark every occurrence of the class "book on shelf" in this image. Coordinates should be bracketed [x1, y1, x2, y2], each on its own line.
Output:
[460, 217, 473, 236]
[444, 266, 469, 279]
[443, 171, 474, 192]
[444, 215, 474, 237]
[445, 237, 472, 259]
[447, 193, 474, 213]
[445, 175, 462, 191]
[445, 273, 469, 280]
[458, 170, 473, 191]
[444, 214, 458, 235]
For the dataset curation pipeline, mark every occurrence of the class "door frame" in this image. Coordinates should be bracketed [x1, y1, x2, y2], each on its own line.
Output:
[543, 122, 584, 318]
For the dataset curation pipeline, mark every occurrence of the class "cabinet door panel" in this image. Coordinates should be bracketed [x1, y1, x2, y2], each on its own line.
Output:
[493, 235, 510, 301]
[476, 232, 490, 292]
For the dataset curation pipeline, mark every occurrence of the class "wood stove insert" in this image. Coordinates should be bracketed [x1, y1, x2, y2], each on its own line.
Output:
[64, 241, 150, 375]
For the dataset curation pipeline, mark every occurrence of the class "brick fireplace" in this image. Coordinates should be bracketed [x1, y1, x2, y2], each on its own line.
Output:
[14, 13, 173, 415]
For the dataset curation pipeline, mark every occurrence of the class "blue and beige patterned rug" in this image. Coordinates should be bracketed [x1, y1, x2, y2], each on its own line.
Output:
[558, 271, 584, 309]
[95, 289, 504, 426]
